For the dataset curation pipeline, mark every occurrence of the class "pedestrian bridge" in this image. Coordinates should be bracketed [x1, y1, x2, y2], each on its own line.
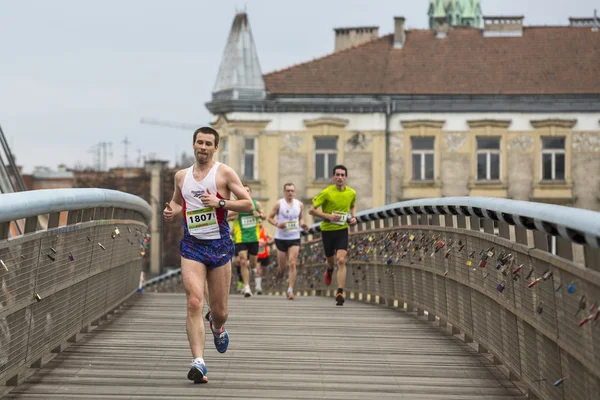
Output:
[1, 189, 599, 399]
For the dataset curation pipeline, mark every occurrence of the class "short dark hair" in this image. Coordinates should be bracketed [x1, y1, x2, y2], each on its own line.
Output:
[332, 165, 348, 176]
[193, 127, 219, 146]
[283, 182, 295, 191]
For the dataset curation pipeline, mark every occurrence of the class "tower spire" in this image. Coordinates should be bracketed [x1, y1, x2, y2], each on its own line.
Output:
[212, 12, 265, 101]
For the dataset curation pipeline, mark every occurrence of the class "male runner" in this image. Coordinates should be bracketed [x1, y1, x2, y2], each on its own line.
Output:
[228, 185, 265, 297]
[268, 183, 309, 300]
[255, 224, 274, 294]
[308, 165, 357, 306]
[163, 126, 253, 384]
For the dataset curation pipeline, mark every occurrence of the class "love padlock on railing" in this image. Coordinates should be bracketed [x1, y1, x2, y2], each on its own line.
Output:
[497, 280, 506, 293]
[479, 247, 494, 268]
[536, 302, 544, 314]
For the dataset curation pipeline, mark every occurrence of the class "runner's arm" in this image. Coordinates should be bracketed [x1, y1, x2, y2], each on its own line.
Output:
[223, 167, 254, 213]
[254, 201, 266, 220]
[227, 211, 239, 221]
[308, 204, 338, 222]
[299, 203, 309, 230]
[267, 202, 279, 227]
[349, 204, 357, 225]
[164, 171, 184, 221]
[268, 202, 286, 229]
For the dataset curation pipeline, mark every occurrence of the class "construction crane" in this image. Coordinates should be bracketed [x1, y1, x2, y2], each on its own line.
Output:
[140, 118, 200, 131]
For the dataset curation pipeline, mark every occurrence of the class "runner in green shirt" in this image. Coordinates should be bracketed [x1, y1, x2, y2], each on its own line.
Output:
[309, 165, 357, 306]
[228, 185, 265, 297]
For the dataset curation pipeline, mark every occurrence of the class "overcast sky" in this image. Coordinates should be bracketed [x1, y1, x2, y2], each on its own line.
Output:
[1, 0, 597, 173]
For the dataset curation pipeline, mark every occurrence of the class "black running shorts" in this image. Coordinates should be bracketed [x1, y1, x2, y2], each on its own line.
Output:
[235, 242, 259, 256]
[274, 238, 301, 253]
[321, 228, 349, 258]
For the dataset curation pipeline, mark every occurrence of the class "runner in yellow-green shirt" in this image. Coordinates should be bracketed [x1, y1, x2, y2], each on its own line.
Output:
[309, 165, 357, 306]
[229, 185, 265, 297]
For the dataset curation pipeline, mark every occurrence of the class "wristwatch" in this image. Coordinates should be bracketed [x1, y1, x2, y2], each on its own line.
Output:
[218, 199, 226, 209]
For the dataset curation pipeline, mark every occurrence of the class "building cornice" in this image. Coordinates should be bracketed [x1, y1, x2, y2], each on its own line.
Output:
[206, 94, 600, 115]
[400, 120, 445, 129]
[530, 119, 577, 129]
[303, 117, 349, 128]
[467, 119, 512, 129]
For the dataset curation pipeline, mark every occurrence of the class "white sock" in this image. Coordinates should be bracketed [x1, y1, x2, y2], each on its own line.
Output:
[287, 287, 294, 294]
[193, 357, 205, 365]
[210, 320, 223, 335]
[255, 276, 262, 288]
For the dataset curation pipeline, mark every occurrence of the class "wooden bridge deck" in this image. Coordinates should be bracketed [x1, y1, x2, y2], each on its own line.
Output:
[4, 293, 526, 399]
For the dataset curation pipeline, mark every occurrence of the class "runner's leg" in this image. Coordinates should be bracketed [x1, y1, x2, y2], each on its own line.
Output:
[206, 261, 232, 332]
[287, 245, 300, 290]
[181, 257, 207, 358]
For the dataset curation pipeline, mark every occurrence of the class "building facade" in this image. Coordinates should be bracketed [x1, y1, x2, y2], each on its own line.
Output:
[207, 11, 600, 221]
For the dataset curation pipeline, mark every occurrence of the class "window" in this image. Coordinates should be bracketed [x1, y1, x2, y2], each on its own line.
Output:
[242, 138, 257, 180]
[315, 137, 337, 179]
[476, 137, 501, 181]
[541, 137, 565, 181]
[220, 137, 229, 166]
[411, 137, 435, 181]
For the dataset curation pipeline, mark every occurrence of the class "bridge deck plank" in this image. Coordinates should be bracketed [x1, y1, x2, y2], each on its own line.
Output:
[5, 293, 526, 399]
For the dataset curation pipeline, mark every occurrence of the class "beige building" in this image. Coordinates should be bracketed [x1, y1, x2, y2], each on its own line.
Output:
[207, 12, 600, 222]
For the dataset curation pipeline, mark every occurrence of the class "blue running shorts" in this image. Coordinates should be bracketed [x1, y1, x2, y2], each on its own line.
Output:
[180, 234, 235, 270]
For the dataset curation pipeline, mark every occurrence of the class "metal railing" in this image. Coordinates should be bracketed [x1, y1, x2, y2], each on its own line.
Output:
[264, 197, 599, 400]
[0, 189, 152, 386]
[126, 196, 600, 399]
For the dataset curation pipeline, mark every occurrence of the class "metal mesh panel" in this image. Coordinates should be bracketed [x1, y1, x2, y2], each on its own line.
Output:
[434, 274, 447, 318]
[276, 215, 600, 399]
[519, 320, 540, 387]
[413, 268, 424, 309]
[471, 290, 489, 345]
[446, 279, 460, 327]
[423, 271, 435, 313]
[537, 335, 564, 400]
[561, 352, 588, 400]
[1, 307, 30, 375]
[0, 239, 40, 306]
[459, 283, 474, 337]
[501, 308, 521, 376]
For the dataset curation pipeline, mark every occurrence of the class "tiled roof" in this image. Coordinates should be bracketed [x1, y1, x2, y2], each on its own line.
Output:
[263, 27, 600, 95]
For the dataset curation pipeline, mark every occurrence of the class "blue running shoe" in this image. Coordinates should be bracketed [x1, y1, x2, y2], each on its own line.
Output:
[210, 317, 229, 353]
[187, 361, 208, 384]
[213, 327, 229, 353]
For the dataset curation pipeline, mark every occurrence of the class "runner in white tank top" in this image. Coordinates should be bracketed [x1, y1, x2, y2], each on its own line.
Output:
[180, 162, 228, 241]
[274, 198, 301, 240]
[163, 127, 253, 384]
[267, 183, 309, 300]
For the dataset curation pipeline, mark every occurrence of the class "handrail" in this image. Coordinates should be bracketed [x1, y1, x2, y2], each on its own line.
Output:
[0, 188, 153, 224]
[305, 197, 600, 247]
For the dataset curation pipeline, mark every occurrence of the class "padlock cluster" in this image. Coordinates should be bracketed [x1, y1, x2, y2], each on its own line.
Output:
[0, 224, 149, 304]
[297, 229, 600, 330]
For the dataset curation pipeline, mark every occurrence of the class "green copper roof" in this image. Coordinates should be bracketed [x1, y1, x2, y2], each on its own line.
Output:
[428, 0, 482, 28]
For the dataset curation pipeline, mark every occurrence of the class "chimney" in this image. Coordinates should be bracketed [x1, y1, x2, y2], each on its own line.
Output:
[569, 9, 599, 32]
[394, 17, 406, 48]
[483, 16, 524, 37]
[434, 17, 449, 39]
[334, 26, 379, 52]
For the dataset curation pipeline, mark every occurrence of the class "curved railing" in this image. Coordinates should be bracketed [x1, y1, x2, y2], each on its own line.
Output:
[0, 189, 151, 386]
[128, 196, 600, 399]
[263, 197, 599, 400]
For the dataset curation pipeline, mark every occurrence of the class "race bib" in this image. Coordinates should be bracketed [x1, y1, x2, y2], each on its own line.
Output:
[285, 220, 299, 230]
[186, 207, 217, 232]
[241, 215, 257, 228]
[331, 210, 348, 226]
